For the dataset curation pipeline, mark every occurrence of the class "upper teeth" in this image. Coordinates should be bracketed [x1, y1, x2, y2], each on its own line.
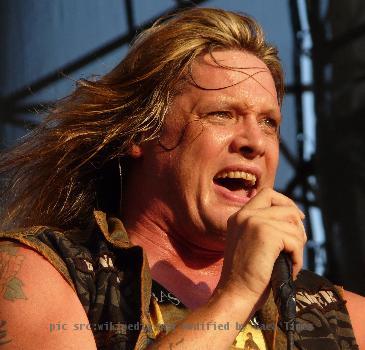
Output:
[215, 171, 257, 185]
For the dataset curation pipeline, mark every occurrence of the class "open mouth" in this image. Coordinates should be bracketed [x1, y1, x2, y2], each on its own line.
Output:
[213, 170, 257, 202]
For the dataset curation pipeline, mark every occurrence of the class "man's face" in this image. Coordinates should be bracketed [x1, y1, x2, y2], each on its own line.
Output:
[137, 50, 281, 250]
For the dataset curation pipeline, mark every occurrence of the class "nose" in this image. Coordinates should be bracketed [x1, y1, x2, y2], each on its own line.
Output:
[229, 117, 265, 159]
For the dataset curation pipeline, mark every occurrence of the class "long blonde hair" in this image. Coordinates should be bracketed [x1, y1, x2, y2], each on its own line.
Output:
[0, 7, 284, 231]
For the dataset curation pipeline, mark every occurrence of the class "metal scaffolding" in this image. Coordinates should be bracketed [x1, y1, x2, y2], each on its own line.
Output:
[1, 0, 364, 291]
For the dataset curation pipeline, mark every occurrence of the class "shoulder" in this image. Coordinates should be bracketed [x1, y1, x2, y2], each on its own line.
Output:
[0, 239, 96, 349]
[343, 289, 365, 349]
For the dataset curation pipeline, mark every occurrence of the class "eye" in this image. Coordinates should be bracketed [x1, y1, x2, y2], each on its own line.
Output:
[260, 116, 279, 131]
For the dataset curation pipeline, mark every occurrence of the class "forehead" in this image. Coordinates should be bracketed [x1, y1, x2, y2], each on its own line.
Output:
[183, 50, 278, 110]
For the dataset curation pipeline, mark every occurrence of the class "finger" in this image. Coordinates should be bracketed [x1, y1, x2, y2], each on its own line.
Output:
[237, 206, 305, 226]
[282, 236, 305, 279]
[232, 215, 307, 252]
[245, 188, 305, 219]
[256, 220, 305, 278]
[232, 208, 307, 243]
[241, 219, 305, 278]
[257, 219, 307, 246]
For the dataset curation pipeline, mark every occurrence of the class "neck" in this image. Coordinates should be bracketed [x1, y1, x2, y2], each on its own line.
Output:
[122, 208, 224, 309]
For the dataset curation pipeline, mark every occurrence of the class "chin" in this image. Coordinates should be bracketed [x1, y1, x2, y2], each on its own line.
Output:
[203, 216, 230, 240]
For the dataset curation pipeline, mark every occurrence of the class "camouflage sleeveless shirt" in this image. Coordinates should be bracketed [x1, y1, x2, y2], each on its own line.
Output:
[0, 211, 359, 349]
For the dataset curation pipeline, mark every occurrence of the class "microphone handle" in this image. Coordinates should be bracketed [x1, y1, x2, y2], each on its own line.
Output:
[271, 252, 296, 350]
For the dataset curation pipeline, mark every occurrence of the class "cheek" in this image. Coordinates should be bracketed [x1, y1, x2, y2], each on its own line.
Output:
[139, 141, 174, 180]
[266, 140, 280, 175]
[183, 121, 233, 155]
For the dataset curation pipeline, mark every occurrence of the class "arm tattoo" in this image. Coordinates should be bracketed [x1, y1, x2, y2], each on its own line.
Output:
[0, 242, 27, 301]
[0, 320, 12, 345]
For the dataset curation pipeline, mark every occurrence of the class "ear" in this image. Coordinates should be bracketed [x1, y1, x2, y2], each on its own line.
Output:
[127, 144, 143, 158]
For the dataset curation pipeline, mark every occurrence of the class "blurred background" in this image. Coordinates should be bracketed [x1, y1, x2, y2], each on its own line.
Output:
[0, 0, 364, 294]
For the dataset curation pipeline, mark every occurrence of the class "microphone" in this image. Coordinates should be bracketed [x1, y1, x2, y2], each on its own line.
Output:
[271, 253, 296, 350]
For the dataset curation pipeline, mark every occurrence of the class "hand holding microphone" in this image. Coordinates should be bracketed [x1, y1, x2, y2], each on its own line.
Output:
[219, 188, 306, 334]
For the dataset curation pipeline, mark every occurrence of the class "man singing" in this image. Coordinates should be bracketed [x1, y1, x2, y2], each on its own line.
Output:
[0, 8, 363, 349]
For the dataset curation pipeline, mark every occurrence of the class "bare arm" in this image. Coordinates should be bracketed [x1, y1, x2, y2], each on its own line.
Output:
[0, 240, 97, 349]
[344, 290, 365, 349]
